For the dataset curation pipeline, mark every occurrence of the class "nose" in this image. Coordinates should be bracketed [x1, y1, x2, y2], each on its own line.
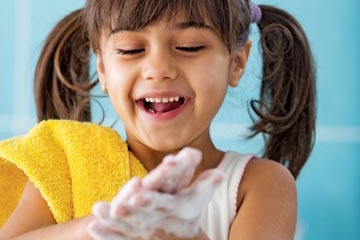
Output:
[141, 47, 178, 81]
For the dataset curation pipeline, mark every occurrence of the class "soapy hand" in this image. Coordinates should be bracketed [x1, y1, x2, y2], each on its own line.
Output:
[87, 147, 224, 240]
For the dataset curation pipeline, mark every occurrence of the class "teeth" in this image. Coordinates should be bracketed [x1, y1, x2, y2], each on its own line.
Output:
[144, 96, 181, 103]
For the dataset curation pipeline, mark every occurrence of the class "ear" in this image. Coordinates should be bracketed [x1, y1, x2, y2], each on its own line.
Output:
[228, 40, 252, 87]
[96, 55, 107, 90]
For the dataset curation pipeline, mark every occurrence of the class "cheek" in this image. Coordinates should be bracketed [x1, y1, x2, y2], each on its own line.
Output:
[106, 62, 137, 115]
[192, 56, 230, 96]
[188, 66, 229, 121]
[106, 59, 137, 93]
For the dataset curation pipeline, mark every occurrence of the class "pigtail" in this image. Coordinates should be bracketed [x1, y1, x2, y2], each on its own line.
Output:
[34, 9, 97, 122]
[249, 5, 316, 178]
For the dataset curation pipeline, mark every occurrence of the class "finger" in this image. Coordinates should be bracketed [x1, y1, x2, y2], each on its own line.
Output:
[130, 190, 176, 213]
[87, 220, 129, 240]
[100, 218, 148, 239]
[174, 147, 202, 167]
[109, 196, 151, 221]
[173, 169, 224, 220]
[162, 147, 202, 191]
[143, 147, 202, 193]
[142, 155, 176, 190]
[93, 201, 111, 219]
[142, 158, 186, 193]
[121, 211, 158, 235]
[157, 217, 201, 239]
[157, 161, 183, 193]
[92, 202, 137, 234]
[127, 189, 152, 208]
[110, 177, 142, 218]
[98, 206, 157, 239]
[112, 177, 142, 204]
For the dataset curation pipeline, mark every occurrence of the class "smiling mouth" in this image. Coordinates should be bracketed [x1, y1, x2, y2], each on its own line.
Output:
[137, 96, 185, 114]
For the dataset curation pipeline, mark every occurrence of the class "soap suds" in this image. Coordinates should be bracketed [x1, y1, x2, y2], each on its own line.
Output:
[89, 147, 223, 239]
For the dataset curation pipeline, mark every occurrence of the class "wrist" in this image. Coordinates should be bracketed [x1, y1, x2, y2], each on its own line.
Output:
[152, 228, 209, 240]
[72, 215, 95, 240]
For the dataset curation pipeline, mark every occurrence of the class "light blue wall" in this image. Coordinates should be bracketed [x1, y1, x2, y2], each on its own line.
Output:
[0, 1, 359, 239]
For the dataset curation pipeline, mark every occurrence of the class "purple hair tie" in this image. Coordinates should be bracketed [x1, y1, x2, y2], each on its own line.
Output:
[250, 2, 262, 23]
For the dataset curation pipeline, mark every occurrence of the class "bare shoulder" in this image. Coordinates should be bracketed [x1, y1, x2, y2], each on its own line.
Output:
[229, 158, 297, 240]
[240, 158, 296, 194]
[0, 180, 56, 238]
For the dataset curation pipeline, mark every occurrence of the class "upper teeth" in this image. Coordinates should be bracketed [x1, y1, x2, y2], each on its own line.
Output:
[145, 96, 180, 103]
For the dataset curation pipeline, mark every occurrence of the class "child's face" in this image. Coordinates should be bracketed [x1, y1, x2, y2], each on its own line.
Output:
[96, 13, 247, 152]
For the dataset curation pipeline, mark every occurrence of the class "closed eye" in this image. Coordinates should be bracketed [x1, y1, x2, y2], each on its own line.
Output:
[176, 46, 205, 52]
[116, 48, 144, 55]
[116, 46, 205, 55]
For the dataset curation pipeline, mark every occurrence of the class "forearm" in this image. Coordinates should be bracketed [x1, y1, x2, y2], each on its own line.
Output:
[8, 216, 93, 240]
[152, 228, 209, 240]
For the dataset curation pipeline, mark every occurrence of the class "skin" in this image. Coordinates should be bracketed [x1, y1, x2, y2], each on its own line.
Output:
[88, 148, 224, 240]
[96, 16, 238, 171]
[0, 11, 297, 240]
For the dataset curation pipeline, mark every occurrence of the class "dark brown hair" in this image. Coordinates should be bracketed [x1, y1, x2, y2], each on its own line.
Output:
[34, 0, 316, 178]
[250, 5, 316, 178]
[34, 9, 95, 121]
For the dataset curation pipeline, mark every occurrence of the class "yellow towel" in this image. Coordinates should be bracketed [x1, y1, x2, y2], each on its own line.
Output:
[0, 120, 147, 227]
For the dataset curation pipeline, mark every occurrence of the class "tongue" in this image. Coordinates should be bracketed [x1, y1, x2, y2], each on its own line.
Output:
[150, 102, 182, 113]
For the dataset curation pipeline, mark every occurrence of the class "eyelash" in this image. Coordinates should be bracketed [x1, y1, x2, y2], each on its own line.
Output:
[116, 49, 144, 55]
[116, 46, 205, 55]
[176, 46, 205, 52]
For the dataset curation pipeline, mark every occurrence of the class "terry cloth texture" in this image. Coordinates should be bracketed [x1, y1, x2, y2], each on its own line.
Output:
[0, 120, 147, 227]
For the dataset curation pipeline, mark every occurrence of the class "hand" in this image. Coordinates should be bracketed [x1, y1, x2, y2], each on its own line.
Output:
[141, 147, 203, 194]
[147, 169, 223, 238]
[87, 147, 223, 240]
[87, 178, 156, 240]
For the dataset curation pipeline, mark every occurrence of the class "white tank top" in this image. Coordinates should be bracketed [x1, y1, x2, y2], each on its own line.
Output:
[200, 151, 253, 240]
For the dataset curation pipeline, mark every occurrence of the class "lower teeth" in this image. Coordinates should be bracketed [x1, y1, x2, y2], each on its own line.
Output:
[149, 108, 156, 113]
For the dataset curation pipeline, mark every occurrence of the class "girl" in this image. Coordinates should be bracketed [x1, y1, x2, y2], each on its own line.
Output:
[0, 0, 316, 239]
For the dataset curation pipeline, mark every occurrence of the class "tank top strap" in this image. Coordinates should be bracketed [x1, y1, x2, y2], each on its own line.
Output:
[217, 151, 255, 220]
[200, 151, 254, 240]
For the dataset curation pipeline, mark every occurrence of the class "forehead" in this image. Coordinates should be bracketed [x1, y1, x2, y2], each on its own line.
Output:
[87, 0, 233, 52]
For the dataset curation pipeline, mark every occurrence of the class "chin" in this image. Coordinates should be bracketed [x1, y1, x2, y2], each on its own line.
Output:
[146, 139, 187, 153]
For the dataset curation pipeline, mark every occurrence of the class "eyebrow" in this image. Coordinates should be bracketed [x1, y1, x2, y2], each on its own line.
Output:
[109, 21, 214, 37]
